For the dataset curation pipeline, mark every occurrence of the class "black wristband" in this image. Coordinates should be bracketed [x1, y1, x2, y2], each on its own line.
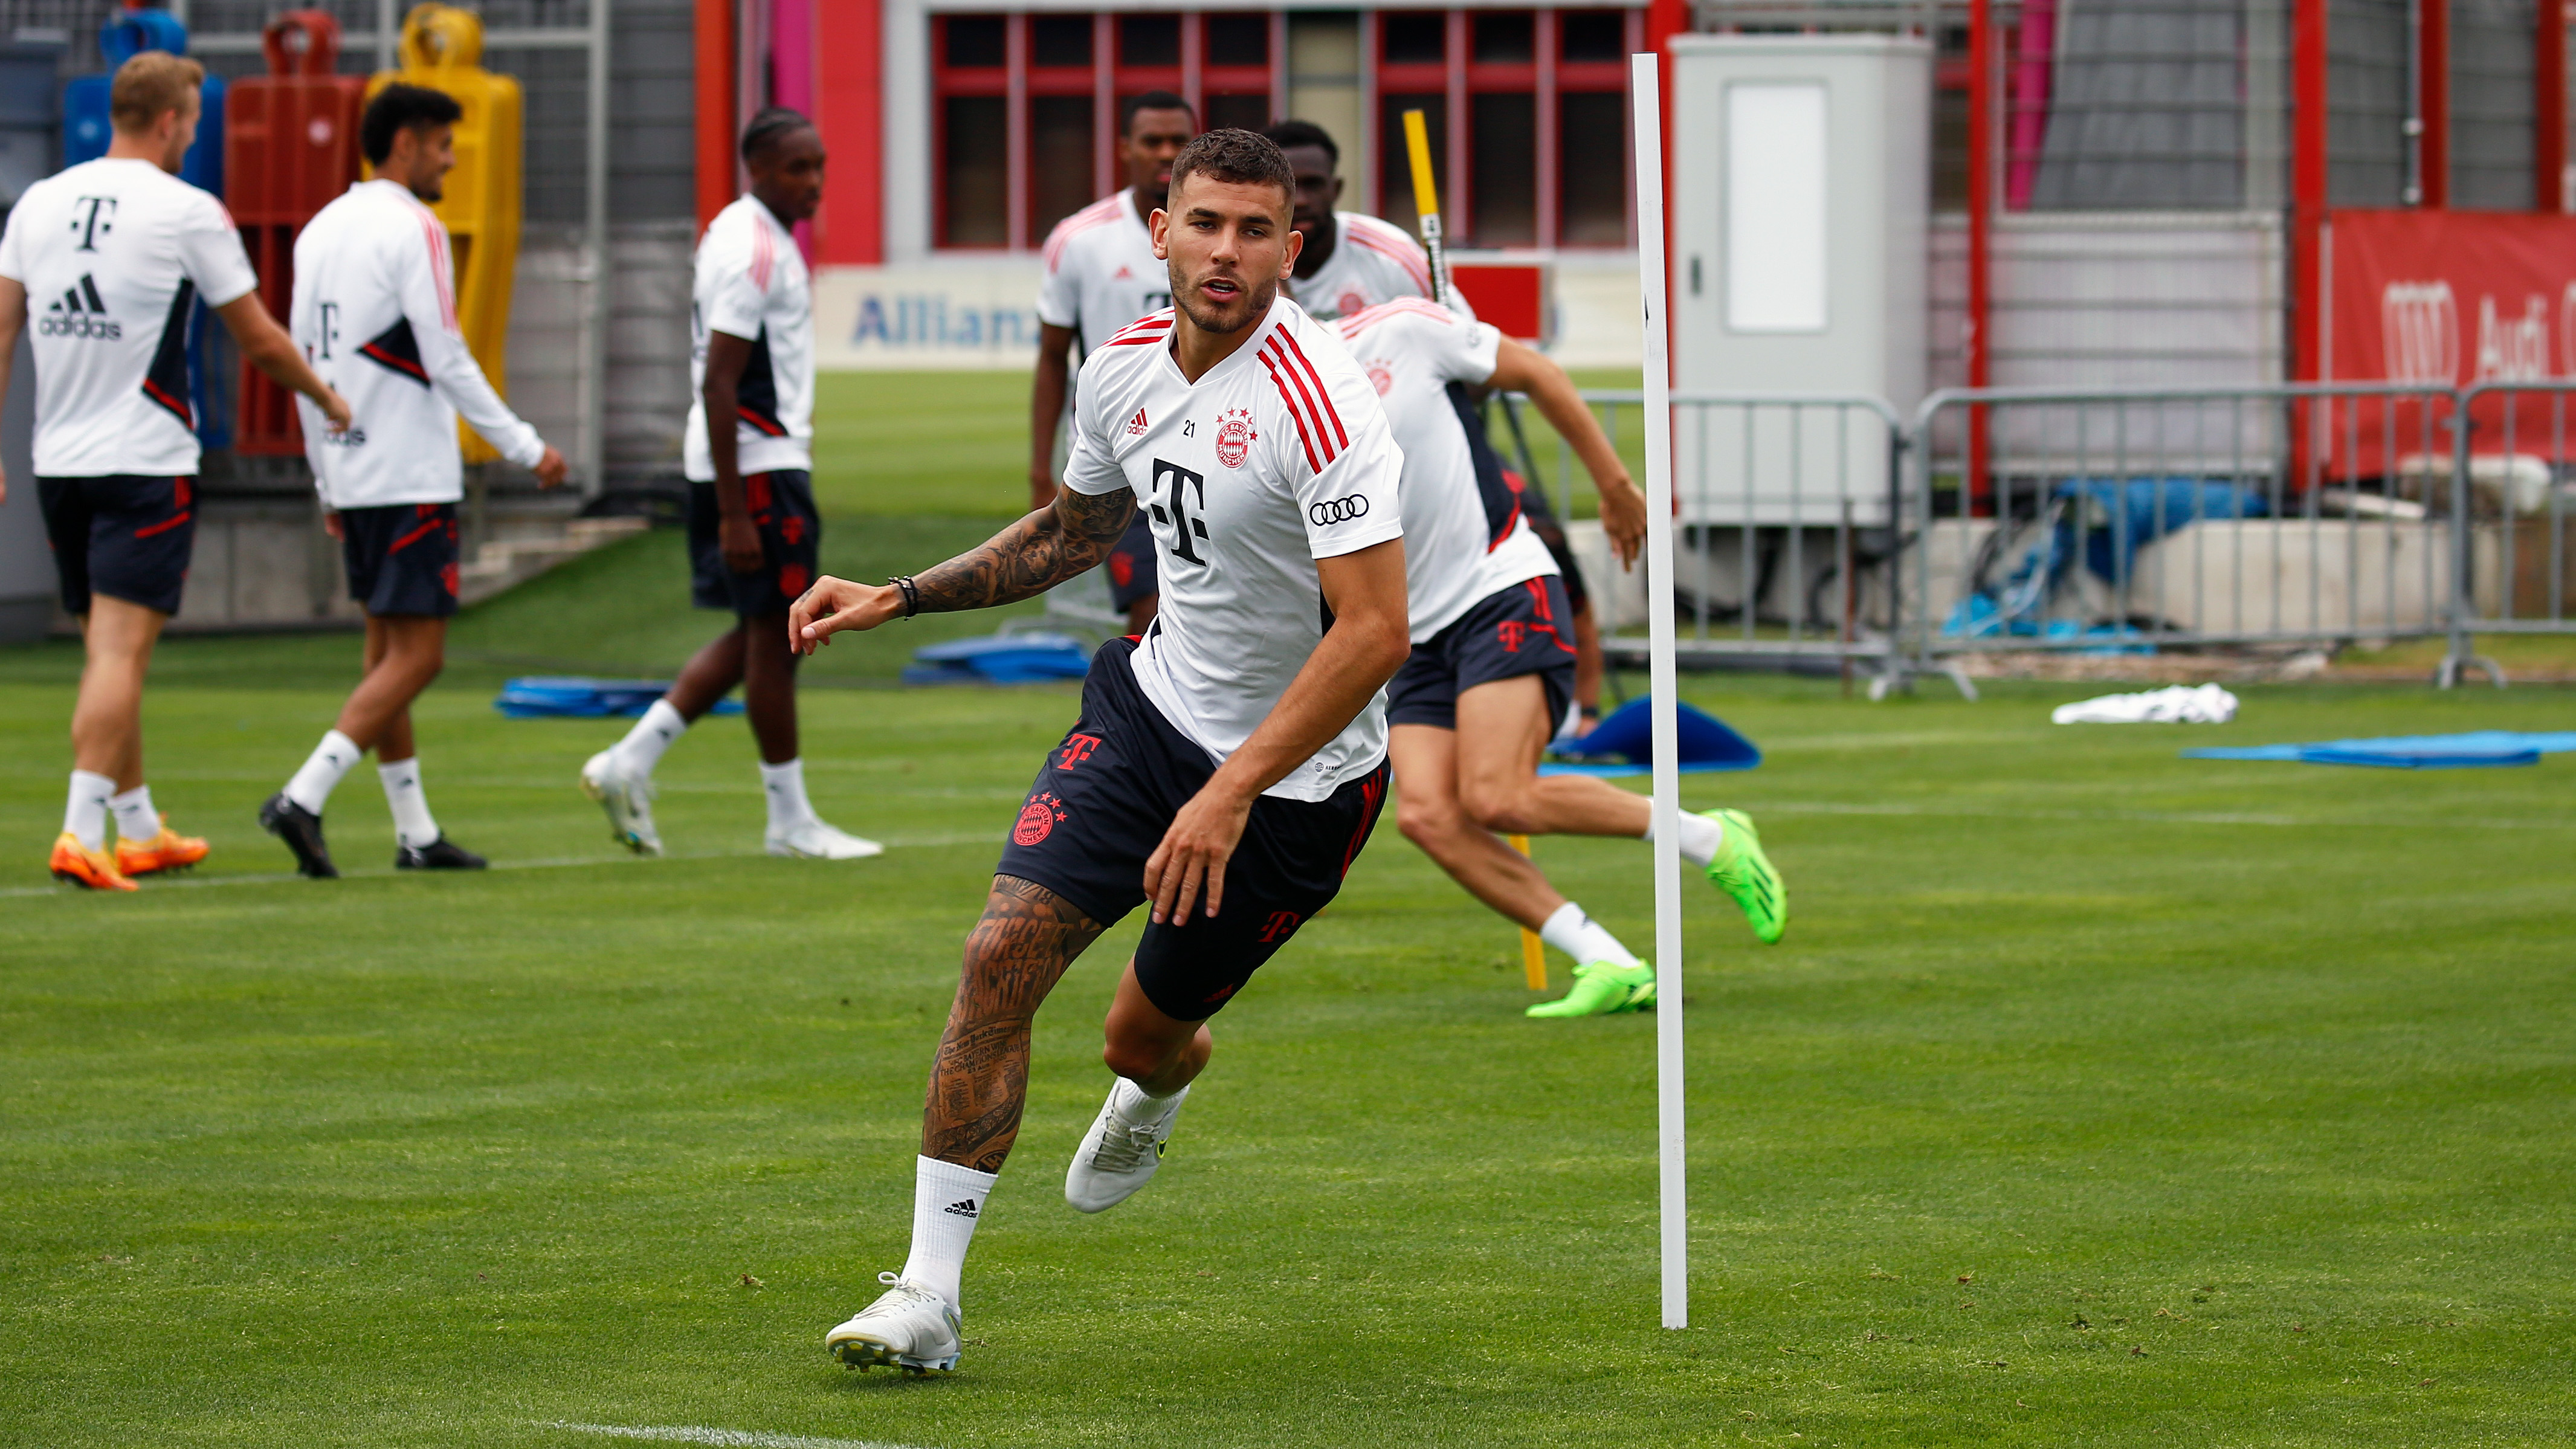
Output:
[890, 575, 920, 619]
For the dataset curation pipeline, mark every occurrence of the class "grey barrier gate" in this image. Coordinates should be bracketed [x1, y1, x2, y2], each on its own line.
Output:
[1524, 382, 2576, 694]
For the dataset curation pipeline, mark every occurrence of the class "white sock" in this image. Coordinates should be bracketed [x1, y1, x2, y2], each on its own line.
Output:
[760, 757, 815, 833]
[1644, 811, 1725, 870]
[284, 730, 362, 815]
[108, 785, 159, 844]
[63, 770, 115, 850]
[900, 1155, 999, 1309]
[613, 699, 688, 777]
[1539, 901, 1642, 968]
[378, 758, 441, 849]
[1109, 1075, 1184, 1122]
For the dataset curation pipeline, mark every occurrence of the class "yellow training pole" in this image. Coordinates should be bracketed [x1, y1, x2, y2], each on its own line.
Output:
[1399, 109, 1453, 305]
[1508, 834, 1548, 989]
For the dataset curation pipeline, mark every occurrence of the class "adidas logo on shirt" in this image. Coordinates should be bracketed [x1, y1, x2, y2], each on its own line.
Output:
[37, 274, 121, 340]
[942, 1198, 980, 1219]
[1125, 408, 1150, 436]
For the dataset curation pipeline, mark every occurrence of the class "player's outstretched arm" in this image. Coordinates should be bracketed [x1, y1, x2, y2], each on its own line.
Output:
[789, 485, 1138, 651]
[1487, 337, 1644, 568]
[1143, 536, 1411, 926]
[215, 292, 353, 435]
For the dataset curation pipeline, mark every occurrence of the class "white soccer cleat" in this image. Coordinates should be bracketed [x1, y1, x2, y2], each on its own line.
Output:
[766, 818, 885, 860]
[1065, 1080, 1189, 1214]
[579, 749, 662, 857]
[825, 1273, 962, 1373]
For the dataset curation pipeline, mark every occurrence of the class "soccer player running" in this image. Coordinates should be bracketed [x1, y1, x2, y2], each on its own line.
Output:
[579, 109, 879, 862]
[1029, 92, 1196, 631]
[0, 53, 350, 891]
[1335, 297, 1787, 1018]
[258, 85, 569, 879]
[792, 131, 1409, 1373]
[1259, 118, 1461, 323]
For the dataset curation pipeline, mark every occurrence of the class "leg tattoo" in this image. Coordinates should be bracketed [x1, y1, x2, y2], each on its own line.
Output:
[922, 874, 1105, 1172]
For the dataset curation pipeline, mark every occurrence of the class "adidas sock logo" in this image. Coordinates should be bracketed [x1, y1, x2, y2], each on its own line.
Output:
[942, 1198, 979, 1218]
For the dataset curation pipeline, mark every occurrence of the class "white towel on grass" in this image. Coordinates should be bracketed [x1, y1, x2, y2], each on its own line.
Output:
[2051, 683, 2239, 725]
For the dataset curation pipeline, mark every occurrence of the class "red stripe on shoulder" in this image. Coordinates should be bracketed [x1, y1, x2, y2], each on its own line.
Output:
[1257, 347, 1325, 474]
[1274, 329, 1351, 450]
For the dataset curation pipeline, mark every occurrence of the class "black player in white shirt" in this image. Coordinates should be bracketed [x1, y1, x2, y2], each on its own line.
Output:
[259, 85, 570, 879]
[0, 53, 349, 891]
[1029, 91, 1196, 630]
[1334, 299, 1789, 1019]
[579, 109, 880, 863]
[790, 131, 1411, 1374]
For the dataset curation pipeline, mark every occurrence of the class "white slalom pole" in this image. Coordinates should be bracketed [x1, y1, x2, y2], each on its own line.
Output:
[1630, 51, 1687, 1332]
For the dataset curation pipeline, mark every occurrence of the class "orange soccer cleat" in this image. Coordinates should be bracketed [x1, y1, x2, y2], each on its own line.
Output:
[50, 832, 139, 892]
[116, 818, 210, 877]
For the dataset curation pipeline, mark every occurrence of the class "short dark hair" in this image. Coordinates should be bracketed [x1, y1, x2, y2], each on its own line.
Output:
[361, 83, 463, 166]
[1166, 129, 1295, 211]
[1120, 90, 1195, 137]
[740, 106, 815, 162]
[1261, 119, 1339, 169]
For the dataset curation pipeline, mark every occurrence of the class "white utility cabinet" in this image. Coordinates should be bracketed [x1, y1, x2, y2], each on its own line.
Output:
[1668, 33, 1929, 528]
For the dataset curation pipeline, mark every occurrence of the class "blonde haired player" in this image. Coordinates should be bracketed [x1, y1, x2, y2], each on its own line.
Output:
[0, 52, 349, 889]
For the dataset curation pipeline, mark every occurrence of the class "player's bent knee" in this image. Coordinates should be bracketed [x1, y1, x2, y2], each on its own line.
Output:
[1458, 781, 1542, 837]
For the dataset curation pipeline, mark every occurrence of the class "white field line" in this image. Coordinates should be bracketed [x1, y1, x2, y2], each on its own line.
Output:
[1, 832, 1008, 900]
[544, 1423, 941, 1449]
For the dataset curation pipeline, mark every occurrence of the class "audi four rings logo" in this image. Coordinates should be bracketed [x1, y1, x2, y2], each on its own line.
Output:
[1310, 494, 1370, 526]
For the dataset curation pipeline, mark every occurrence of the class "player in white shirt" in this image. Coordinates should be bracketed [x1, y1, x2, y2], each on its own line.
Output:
[791, 131, 1410, 1374]
[257, 85, 569, 879]
[1261, 119, 1466, 324]
[1337, 298, 1789, 1019]
[0, 53, 349, 891]
[578, 109, 879, 863]
[1030, 91, 1196, 629]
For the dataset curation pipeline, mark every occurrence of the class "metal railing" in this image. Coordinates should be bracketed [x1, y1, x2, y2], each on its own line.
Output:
[1512, 381, 2576, 693]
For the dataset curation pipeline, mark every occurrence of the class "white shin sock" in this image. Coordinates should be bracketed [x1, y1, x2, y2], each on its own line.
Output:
[108, 784, 159, 844]
[760, 757, 815, 833]
[1539, 902, 1642, 968]
[284, 731, 362, 815]
[900, 1155, 998, 1309]
[63, 770, 115, 851]
[613, 699, 687, 776]
[1644, 811, 1725, 870]
[378, 758, 440, 849]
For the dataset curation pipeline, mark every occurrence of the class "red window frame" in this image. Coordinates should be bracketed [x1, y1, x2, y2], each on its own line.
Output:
[933, 10, 1288, 251]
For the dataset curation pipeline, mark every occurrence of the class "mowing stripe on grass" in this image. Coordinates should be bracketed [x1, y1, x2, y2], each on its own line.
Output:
[546, 1424, 940, 1449]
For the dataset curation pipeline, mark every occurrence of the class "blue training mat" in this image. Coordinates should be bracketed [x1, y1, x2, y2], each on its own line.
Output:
[2183, 731, 2576, 769]
[1538, 697, 1762, 777]
[902, 632, 1093, 686]
[495, 678, 743, 718]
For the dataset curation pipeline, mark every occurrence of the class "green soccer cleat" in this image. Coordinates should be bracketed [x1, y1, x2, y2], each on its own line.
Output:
[1526, 960, 1657, 1018]
[1704, 807, 1786, 943]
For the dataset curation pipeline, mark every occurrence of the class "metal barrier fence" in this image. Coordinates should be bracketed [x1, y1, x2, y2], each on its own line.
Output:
[1519, 382, 2576, 694]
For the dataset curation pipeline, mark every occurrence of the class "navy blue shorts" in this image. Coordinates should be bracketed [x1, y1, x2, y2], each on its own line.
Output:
[39, 474, 196, 616]
[689, 470, 820, 616]
[1387, 573, 1578, 731]
[1103, 511, 1158, 612]
[340, 501, 461, 617]
[995, 637, 1390, 1021]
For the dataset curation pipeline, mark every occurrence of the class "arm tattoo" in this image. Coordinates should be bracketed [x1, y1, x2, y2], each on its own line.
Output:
[908, 488, 1137, 615]
[921, 874, 1107, 1172]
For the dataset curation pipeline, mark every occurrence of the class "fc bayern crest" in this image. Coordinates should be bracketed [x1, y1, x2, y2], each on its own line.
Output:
[1215, 407, 1256, 468]
[1366, 362, 1393, 396]
[1013, 792, 1067, 846]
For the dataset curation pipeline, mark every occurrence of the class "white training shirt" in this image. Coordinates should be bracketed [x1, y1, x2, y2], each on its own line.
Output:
[0, 157, 257, 477]
[290, 179, 546, 507]
[1288, 212, 1473, 323]
[1062, 295, 1407, 801]
[683, 195, 814, 482]
[1335, 297, 1555, 641]
[1035, 189, 1173, 358]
